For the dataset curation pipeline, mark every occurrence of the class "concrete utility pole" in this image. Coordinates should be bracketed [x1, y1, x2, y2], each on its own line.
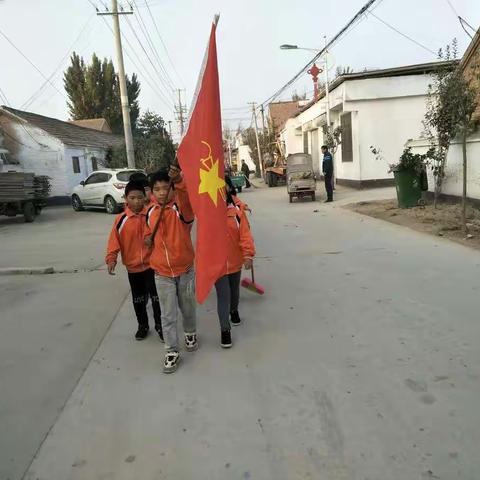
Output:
[249, 102, 264, 178]
[177, 89, 185, 136]
[168, 120, 172, 139]
[324, 35, 331, 130]
[98, 1, 135, 168]
[260, 105, 266, 133]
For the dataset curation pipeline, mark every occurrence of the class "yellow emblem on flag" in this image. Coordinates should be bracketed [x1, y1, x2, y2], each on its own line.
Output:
[198, 141, 225, 206]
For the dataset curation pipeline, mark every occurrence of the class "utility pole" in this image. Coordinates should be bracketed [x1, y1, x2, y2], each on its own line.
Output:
[249, 102, 264, 178]
[323, 35, 331, 130]
[260, 105, 266, 133]
[176, 89, 186, 136]
[98, 1, 135, 168]
[168, 120, 172, 139]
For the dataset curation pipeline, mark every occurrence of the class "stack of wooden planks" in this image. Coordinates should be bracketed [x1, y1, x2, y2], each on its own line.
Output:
[0, 172, 51, 202]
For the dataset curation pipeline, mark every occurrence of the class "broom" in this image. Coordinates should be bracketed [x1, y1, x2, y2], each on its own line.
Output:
[241, 263, 265, 295]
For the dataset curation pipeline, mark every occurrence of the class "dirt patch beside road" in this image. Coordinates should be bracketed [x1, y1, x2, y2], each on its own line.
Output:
[345, 199, 480, 251]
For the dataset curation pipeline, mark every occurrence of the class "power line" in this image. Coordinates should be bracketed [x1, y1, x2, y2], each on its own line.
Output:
[130, 0, 177, 92]
[368, 11, 437, 56]
[0, 85, 10, 106]
[98, 14, 175, 110]
[0, 27, 67, 102]
[261, 0, 380, 107]
[124, 15, 176, 105]
[459, 16, 475, 39]
[445, 0, 460, 18]
[144, 0, 185, 88]
[22, 14, 95, 109]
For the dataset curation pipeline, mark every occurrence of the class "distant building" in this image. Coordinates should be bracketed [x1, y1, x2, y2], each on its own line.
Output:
[0, 106, 124, 202]
[69, 118, 113, 133]
[280, 60, 455, 188]
[268, 100, 305, 135]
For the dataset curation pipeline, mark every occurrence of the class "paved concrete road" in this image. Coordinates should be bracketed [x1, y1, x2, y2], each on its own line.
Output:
[0, 207, 130, 480]
[22, 187, 480, 480]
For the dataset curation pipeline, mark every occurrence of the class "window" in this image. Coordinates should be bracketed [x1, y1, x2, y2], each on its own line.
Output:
[303, 132, 309, 154]
[91, 156, 98, 171]
[117, 170, 143, 182]
[341, 113, 353, 162]
[85, 173, 111, 185]
[72, 156, 81, 173]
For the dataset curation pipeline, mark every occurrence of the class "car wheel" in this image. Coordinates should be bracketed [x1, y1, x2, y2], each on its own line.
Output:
[23, 201, 36, 223]
[71, 194, 84, 212]
[289, 193, 293, 203]
[104, 195, 119, 214]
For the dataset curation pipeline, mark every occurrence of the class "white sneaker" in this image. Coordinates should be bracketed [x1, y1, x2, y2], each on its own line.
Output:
[163, 351, 180, 374]
[184, 333, 198, 352]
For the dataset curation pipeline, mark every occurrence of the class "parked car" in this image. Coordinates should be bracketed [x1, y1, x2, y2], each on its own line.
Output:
[286, 153, 316, 203]
[71, 169, 145, 214]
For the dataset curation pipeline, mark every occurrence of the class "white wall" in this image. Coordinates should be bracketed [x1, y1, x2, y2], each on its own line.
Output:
[351, 94, 429, 181]
[409, 132, 480, 200]
[64, 147, 106, 194]
[0, 120, 67, 197]
[237, 145, 256, 173]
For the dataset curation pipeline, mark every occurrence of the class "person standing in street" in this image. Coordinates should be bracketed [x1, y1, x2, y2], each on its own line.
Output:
[241, 159, 251, 188]
[322, 145, 334, 202]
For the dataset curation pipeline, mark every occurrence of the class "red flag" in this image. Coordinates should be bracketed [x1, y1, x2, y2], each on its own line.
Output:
[177, 16, 227, 304]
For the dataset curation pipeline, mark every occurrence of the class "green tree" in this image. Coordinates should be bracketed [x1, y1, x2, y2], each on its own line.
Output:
[424, 40, 479, 231]
[106, 111, 175, 173]
[64, 52, 140, 134]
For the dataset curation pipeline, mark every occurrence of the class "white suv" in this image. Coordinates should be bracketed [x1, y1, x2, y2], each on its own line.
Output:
[71, 169, 146, 214]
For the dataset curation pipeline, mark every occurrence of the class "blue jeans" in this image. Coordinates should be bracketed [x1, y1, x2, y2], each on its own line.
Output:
[155, 269, 197, 352]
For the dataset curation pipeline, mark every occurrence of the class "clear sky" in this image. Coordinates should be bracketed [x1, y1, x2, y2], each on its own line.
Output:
[1, 0, 479, 140]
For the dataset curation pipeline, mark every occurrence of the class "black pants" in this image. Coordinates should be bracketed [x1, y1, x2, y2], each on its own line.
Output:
[127, 268, 162, 331]
[214, 271, 242, 332]
[324, 172, 333, 200]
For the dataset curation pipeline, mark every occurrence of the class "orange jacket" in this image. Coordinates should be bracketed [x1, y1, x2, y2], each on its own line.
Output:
[105, 206, 151, 273]
[226, 202, 256, 274]
[146, 179, 195, 277]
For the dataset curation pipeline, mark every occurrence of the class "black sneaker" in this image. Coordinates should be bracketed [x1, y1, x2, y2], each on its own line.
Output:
[230, 311, 241, 326]
[163, 351, 180, 374]
[135, 326, 149, 341]
[325, 199, 333, 203]
[221, 330, 232, 348]
[155, 326, 164, 343]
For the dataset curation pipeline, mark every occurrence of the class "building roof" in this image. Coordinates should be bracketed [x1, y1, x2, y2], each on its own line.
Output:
[268, 100, 303, 133]
[0, 106, 124, 149]
[294, 60, 457, 117]
[68, 118, 112, 133]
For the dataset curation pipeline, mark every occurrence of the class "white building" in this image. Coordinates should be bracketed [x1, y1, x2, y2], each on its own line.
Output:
[231, 133, 256, 173]
[280, 61, 454, 188]
[0, 106, 124, 202]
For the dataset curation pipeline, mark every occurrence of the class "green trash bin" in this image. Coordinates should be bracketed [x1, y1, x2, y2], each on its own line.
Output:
[394, 169, 422, 208]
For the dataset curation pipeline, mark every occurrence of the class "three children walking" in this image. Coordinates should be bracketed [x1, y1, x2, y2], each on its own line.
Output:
[105, 166, 256, 373]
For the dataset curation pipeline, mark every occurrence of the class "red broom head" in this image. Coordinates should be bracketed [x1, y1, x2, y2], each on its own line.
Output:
[241, 277, 265, 295]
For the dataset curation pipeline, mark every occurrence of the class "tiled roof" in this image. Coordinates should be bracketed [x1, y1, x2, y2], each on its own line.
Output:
[1, 106, 124, 149]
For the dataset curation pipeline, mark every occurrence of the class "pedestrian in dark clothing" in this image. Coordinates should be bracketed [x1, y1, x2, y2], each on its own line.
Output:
[322, 145, 334, 202]
[241, 160, 251, 188]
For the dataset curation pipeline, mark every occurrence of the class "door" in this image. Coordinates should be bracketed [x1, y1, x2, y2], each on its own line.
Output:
[89, 172, 111, 204]
[82, 173, 104, 204]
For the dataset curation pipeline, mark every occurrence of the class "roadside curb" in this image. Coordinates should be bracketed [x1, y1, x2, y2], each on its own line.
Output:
[0, 266, 55, 276]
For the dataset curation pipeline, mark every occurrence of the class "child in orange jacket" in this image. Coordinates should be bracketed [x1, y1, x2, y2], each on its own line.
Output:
[146, 167, 197, 374]
[215, 177, 256, 348]
[105, 180, 162, 341]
